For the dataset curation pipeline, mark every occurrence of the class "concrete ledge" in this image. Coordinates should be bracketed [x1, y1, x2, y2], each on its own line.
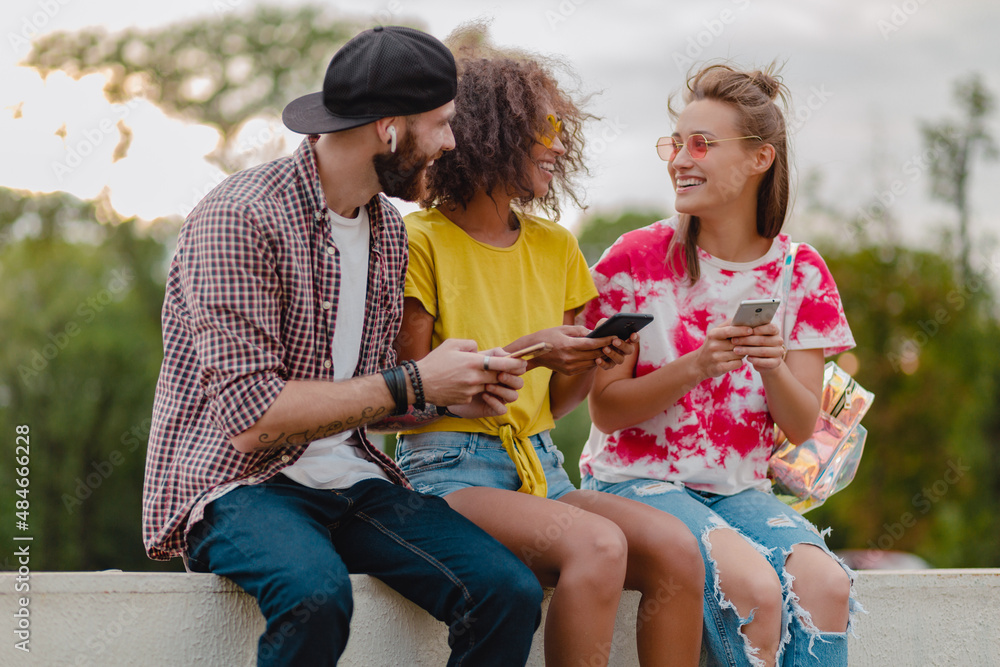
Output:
[2, 570, 999, 665]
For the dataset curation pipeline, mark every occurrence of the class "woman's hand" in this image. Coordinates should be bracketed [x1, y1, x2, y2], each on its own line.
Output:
[693, 324, 755, 380]
[730, 322, 785, 373]
[513, 324, 634, 375]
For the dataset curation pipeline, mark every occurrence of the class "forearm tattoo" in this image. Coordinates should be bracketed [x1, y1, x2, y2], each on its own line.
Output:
[368, 405, 441, 433]
[254, 405, 390, 447]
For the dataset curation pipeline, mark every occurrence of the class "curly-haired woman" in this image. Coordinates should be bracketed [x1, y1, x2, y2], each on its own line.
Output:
[392, 35, 704, 667]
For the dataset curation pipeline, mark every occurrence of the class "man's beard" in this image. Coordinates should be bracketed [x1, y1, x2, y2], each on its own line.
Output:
[372, 130, 434, 202]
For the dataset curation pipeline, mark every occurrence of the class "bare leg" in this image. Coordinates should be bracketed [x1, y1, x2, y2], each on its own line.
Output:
[445, 487, 628, 667]
[707, 528, 783, 667]
[560, 490, 704, 667]
[784, 544, 850, 631]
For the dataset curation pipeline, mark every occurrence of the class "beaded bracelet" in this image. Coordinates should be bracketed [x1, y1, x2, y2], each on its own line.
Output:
[401, 359, 426, 410]
[379, 366, 408, 416]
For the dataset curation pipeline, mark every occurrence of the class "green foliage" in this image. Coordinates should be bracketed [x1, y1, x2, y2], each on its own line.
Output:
[0, 188, 178, 572]
[24, 6, 367, 170]
[812, 243, 1000, 566]
[575, 209, 668, 265]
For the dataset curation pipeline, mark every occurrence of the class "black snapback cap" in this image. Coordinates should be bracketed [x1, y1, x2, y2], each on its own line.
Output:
[282, 26, 457, 134]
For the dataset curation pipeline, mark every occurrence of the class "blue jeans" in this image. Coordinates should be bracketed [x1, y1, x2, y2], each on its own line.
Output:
[396, 430, 577, 499]
[582, 476, 859, 667]
[187, 475, 543, 667]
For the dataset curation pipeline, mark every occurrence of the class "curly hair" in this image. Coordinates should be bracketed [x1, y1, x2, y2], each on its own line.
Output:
[420, 48, 591, 221]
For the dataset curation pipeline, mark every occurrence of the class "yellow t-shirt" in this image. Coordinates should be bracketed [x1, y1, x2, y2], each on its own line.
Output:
[402, 207, 597, 439]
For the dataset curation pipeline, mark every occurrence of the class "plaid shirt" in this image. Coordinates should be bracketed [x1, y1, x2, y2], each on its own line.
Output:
[143, 137, 410, 561]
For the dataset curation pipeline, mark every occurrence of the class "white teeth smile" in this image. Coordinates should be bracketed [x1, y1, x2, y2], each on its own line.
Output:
[537, 162, 555, 172]
[676, 178, 703, 188]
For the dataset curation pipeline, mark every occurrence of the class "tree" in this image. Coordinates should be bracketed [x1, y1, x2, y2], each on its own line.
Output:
[575, 209, 667, 265]
[0, 187, 175, 571]
[920, 73, 998, 282]
[813, 243, 1000, 567]
[24, 6, 368, 172]
[6, 5, 419, 571]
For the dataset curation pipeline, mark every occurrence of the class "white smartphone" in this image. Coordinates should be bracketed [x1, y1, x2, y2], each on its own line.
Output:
[731, 299, 781, 328]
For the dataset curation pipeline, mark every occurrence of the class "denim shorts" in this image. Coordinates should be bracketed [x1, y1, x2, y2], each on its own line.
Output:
[582, 475, 860, 666]
[396, 430, 577, 500]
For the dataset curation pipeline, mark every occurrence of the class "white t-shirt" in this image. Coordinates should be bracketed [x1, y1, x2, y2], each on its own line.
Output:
[282, 206, 390, 489]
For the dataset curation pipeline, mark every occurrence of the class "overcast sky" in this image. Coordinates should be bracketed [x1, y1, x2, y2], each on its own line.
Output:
[3, 0, 999, 255]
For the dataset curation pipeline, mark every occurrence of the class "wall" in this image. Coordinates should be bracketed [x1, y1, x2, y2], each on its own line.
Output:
[1, 570, 998, 666]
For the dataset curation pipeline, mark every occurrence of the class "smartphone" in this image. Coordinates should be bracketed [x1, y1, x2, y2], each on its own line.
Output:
[506, 342, 553, 361]
[586, 313, 654, 339]
[731, 299, 781, 328]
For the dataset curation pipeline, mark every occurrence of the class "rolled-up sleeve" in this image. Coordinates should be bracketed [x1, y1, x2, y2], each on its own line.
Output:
[180, 198, 288, 438]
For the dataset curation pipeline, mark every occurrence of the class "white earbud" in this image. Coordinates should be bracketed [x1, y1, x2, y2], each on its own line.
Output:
[388, 125, 397, 153]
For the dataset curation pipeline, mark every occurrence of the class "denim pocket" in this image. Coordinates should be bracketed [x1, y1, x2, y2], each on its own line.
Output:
[397, 443, 468, 474]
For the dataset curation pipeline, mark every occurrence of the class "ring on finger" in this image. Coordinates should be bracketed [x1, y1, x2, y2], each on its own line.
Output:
[483, 355, 490, 371]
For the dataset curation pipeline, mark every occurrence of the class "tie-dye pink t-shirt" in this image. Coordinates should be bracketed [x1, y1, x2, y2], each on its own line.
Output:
[581, 217, 855, 495]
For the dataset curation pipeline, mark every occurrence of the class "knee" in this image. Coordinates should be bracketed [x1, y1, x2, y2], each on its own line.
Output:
[664, 526, 705, 584]
[722, 565, 783, 620]
[573, 517, 629, 578]
[640, 524, 705, 592]
[793, 557, 852, 609]
[470, 554, 544, 623]
[266, 568, 354, 630]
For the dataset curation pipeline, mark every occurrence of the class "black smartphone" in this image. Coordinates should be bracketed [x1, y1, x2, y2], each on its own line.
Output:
[586, 313, 654, 339]
[731, 299, 781, 328]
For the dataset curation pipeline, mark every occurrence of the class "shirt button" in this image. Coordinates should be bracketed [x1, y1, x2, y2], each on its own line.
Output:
[280, 455, 291, 463]
[322, 300, 332, 310]
[326, 246, 336, 255]
[323, 360, 332, 369]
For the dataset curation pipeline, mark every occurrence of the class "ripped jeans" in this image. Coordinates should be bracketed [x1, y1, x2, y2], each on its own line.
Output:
[581, 476, 859, 667]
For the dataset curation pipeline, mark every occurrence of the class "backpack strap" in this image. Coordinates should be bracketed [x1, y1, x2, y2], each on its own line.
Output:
[780, 242, 799, 341]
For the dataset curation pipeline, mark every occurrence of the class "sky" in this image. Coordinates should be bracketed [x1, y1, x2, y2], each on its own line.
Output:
[2, 0, 999, 255]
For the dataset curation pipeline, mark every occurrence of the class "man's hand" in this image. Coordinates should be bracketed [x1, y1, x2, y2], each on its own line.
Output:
[416, 338, 528, 408]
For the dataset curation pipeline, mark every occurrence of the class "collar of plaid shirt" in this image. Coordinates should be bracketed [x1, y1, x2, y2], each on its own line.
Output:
[142, 137, 411, 561]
